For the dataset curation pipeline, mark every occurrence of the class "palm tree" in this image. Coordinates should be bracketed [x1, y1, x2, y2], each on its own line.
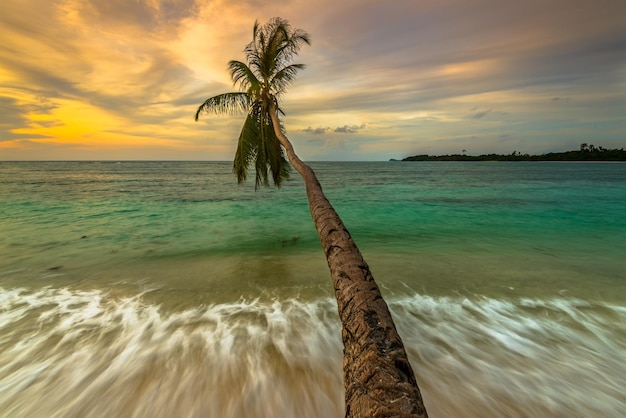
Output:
[196, 17, 428, 417]
[195, 17, 304, 189]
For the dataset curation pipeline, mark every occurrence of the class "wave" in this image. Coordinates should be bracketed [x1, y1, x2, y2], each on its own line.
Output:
[390, 295, 626, 417]
[0, 287, 624, 417]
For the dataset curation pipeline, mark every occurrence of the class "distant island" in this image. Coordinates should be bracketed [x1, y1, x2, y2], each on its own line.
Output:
[401, 144, 626, 162]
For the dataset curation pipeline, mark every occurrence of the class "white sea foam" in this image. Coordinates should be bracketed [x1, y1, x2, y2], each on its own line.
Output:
[0, 287, 343, 418]
[0, 287, 624, 417]
[390, 294, 626, 417]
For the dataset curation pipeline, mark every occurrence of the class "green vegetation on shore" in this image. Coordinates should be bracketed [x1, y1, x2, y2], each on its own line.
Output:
[401, 144, 626, 161]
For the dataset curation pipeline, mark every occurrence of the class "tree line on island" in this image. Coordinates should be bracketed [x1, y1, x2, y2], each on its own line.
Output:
[401, 143, 626, 161]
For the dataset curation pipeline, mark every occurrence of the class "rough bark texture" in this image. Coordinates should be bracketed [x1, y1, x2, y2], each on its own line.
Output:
[270, 105, 428, 418]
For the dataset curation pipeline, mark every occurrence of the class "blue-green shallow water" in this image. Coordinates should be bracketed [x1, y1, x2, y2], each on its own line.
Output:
[1, 161, 625, 417]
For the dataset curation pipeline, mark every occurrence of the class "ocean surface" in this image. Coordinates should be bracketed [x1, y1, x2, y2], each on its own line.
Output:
[1, 161, 625, 417]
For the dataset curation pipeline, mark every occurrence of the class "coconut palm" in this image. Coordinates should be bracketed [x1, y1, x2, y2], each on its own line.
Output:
[196, 17, 428, 417]
[195, 17, 307, 189]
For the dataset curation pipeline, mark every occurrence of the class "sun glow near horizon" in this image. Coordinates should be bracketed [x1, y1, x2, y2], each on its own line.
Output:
[1, 0, 624, 161]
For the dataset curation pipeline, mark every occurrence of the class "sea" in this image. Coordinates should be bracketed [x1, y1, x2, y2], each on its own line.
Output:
[0, 161, 624, 418]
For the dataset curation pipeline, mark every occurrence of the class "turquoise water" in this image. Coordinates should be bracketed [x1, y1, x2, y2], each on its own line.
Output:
[1, 161, 625, 417]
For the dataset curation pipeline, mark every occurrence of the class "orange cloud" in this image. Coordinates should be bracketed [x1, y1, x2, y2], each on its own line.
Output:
[1, 0, 624, 161]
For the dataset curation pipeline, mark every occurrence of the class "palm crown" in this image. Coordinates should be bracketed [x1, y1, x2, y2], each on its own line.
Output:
[195, 17, 311, 188]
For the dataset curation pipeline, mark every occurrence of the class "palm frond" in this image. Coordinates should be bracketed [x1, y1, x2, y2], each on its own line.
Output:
[228, 60, 260, 94]
[195, 92, 250, 120]
[233, 111, 260, 184]
[275, 28, 310, 67]
[264, 116, 290, 187]
[270, 63, 306, 97]
[260, 20, 288, 78]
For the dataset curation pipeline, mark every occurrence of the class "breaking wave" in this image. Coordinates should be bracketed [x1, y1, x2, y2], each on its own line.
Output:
[1, 287, 624, 417]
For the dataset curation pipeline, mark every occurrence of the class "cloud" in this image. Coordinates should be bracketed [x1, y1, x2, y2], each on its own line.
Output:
[65, 0, 198, 34]
[302, 127, 330, 135]
[302, 124, 365, 135]
[334, 124, 365, 133]
[466, 107, 510, 120]
[0, 97, 29, 135]
[469, 109, 492, 120]
[0, 95, 59, 141]
[1, 0, 625, 160]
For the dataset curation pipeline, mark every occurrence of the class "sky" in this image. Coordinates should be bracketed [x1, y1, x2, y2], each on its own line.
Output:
[1, 0, 625, 161]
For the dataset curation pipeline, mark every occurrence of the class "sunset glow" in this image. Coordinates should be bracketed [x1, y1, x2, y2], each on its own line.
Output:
[1, 0, 624, 160]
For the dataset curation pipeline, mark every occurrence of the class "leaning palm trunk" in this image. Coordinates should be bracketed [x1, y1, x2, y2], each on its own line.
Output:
[269, 105, 428, 417]
[196, 17, 429, 417]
